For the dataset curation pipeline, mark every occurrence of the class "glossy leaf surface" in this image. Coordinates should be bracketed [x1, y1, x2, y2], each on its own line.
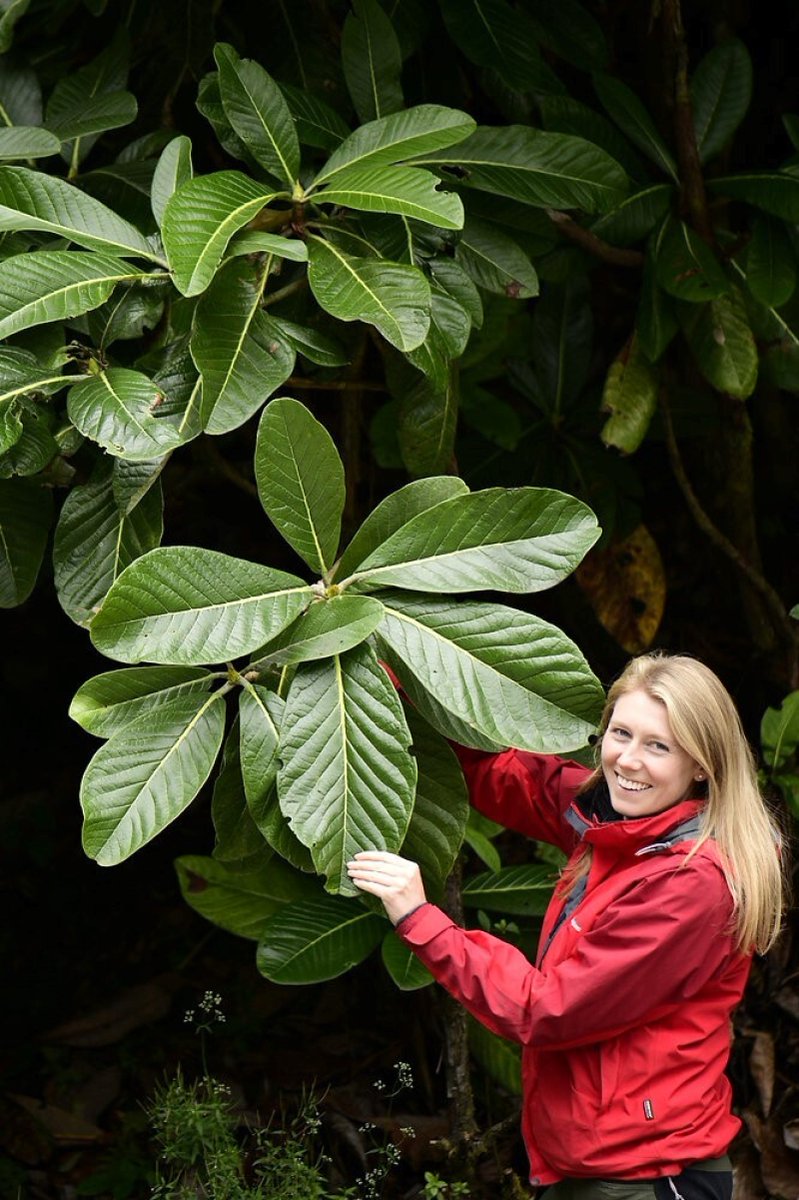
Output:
[91, 546, 312, 664]
[278, 643, 417, 894]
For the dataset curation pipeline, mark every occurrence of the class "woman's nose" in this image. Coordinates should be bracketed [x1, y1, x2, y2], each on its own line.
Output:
[617, 743, 642, 769]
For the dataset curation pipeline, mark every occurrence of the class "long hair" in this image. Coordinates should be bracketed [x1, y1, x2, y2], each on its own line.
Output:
[573, 652, 786, 954]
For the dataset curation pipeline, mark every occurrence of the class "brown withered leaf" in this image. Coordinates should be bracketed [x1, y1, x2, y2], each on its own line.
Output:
[749, 1031, 776, 1118]
[743, 1109, 799, 1199]
[8, 1095, 105, 1146]
[730, 1137, 767, 1200]
[575, 524, 665, 654]
[41, 974, 179, 1047]
[785, 1120, 799, 1152]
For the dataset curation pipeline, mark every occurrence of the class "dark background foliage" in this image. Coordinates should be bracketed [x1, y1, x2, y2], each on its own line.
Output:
[2, 0, 799, 1196]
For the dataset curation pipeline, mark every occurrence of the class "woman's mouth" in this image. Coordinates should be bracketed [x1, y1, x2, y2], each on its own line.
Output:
[615, 773, 651, 793]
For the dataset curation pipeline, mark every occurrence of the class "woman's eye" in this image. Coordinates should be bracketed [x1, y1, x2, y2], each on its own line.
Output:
[651, 741, 669, 752]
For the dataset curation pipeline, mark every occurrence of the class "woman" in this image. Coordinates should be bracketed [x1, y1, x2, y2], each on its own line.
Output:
[347, 653, 785, 1199]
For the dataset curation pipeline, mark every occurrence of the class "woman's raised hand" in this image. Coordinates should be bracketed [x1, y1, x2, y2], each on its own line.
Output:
[346, 850, 427, 925]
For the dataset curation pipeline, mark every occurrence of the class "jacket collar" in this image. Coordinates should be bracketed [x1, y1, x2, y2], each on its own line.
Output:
[566, 795, 706, 856]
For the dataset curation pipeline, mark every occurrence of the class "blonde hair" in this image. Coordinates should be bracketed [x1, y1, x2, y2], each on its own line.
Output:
[572, 652, 786, 954]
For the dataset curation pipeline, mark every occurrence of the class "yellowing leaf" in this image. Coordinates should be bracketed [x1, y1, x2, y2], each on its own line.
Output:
[575, 524, 665, 653]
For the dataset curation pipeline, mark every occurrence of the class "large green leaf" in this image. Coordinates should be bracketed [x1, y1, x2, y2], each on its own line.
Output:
[761, 692, 799, 769]
[315, 164, 463, 229]
[468, 1018, 521, 1096]
[463, 864, 555, 916]
[239, 682, 283, 813]
[341, 0, 403, 123]
[539, 95, 649, 184]
[307, 234, 430, 351]
[706, 171, 799, 222]
[376, 593, 603, 752]
[0, 251, 156, 339]
[80, 691, 226, 866]
[254, 396, 345, 574]
[176, 854, 320, 940]
[400, 705, 469, 897]
[151, 135, 193, 228]
[215, 43, 300, 185]
[654, 218, 729, 302]
[456, 216, 538, 299]
[592, 74, 678, 182]
[745, 216, 797, 308]
[335, 475, 469, 580]
[66, 368, 194, 460]
[0, 126, 60, 159]
[0, 0, 30, 53]
[600, 333, 659, 454]
[678, 285, 758, 400]
[396, 368, 458, 478]
[278, 643, 417, 894]
[438, 0, 559, 95]
[53, 460, 163, 626]
[405, 284, 471, 386]
[0, 166, 157, 258]
[46, 91, 137, 144]
[528, 279, 592, 414]
[254, 594, 385, 665]
[0, 478, 53, 606]
[0, 406, 57, 477]
[44, 29, 129, 168]
[263, 315, 347, 367]
[523, 0, 609, 73]
[256, 895, 386, 983]
[69, 665, 215, 738]
[691, 39, 752, 164]
[0, 347, 67, 427]
[279, 80, 351, 152]
[211, 721, 265, 863]
[0, 58, 41, 126]
[590, 184, 674, 248]
[413, 125, 628, 213]
[225, 230, 307, 263]
[161, 171, 279, 296]
[453, 216, 535, 300]
[345, 487, 599, 593]
[429, 256, 483, 328]
[313, 104, 475, 184]
[90, 546, 313, 665]
[191, 258, 296, 435]
[636, 246, 678, 362]
[381, 934, 433, 990]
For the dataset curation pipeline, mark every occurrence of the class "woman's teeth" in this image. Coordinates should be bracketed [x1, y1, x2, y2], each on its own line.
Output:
[616, 774, 650, 792]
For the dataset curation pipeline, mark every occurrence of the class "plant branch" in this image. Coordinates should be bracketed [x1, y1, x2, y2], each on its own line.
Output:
[661, 0, 715, 244]
[441, 858, 478, 1150]
[659, 388, 799, 681]
[546, 210, 644, 267]
[261, 277, 308, 308]
[285, 376, 386, 392]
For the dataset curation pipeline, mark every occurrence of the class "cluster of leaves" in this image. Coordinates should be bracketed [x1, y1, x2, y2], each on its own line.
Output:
[760, 608, 799, 818]
[0, 7, 631, 613]
[70, 395, 602, 985]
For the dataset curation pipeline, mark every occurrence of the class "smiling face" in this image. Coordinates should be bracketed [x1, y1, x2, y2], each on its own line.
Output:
[601, 688, 705, 818]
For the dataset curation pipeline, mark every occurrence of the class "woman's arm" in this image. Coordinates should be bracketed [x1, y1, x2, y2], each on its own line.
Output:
[348, 850, 742, 1049]
[455, 747, 587, 855]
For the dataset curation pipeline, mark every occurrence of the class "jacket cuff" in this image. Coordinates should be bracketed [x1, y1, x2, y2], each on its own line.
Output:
[395, 902, 456, 943]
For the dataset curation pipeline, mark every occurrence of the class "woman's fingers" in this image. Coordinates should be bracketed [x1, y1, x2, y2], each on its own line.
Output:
[346, 850, 427, 925]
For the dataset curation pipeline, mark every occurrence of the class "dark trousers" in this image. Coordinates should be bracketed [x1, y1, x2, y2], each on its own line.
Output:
[538, 1156, 732, 1200]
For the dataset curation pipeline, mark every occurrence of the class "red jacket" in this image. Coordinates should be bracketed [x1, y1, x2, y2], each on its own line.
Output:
[396, 750, 751, 1185]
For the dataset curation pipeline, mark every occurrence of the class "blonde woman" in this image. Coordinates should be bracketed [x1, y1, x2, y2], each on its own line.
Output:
[348, 653, 786, 1200]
